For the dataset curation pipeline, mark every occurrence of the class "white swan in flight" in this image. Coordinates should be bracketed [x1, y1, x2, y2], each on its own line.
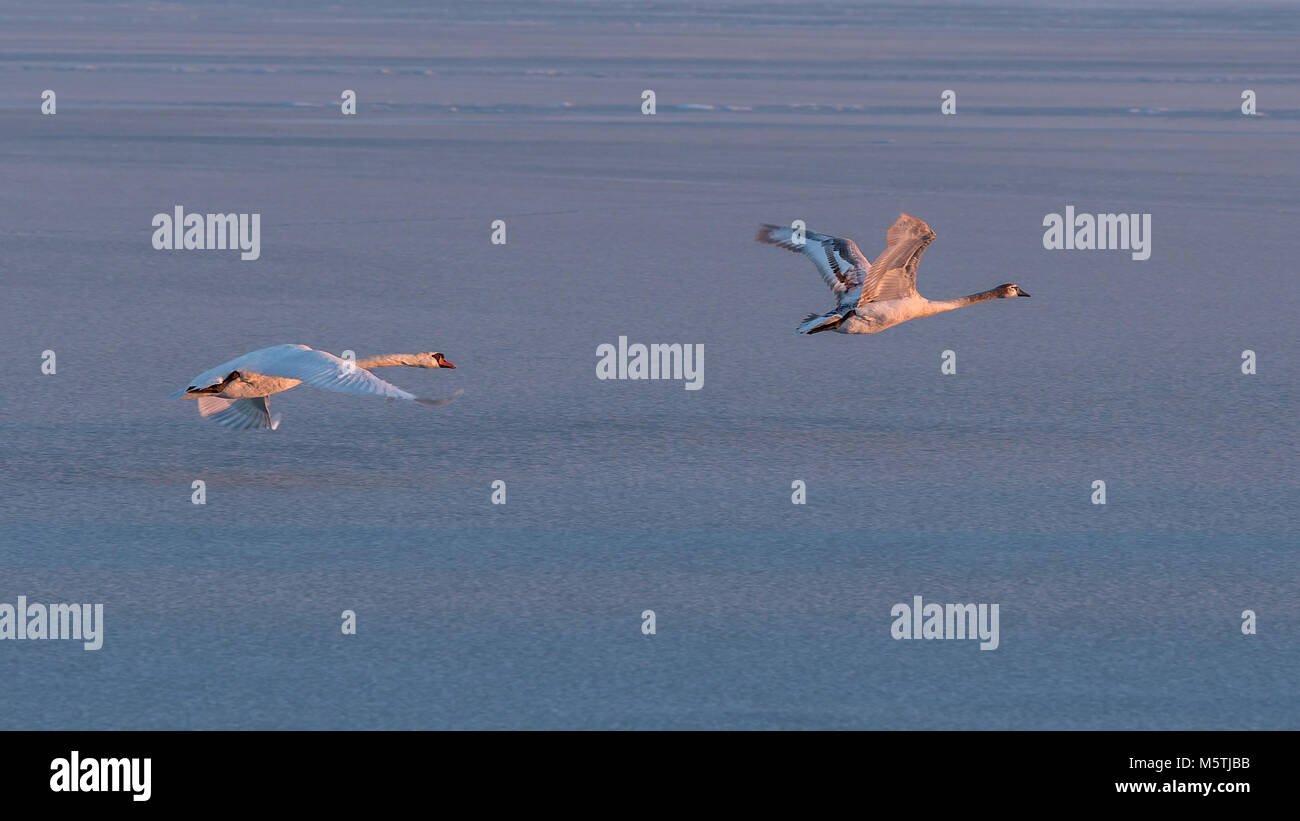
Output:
[170, 344, 462, 430]
[756, 213, 1029, 334]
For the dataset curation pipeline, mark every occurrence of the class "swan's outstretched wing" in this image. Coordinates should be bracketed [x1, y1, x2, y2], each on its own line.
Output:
[179, 344, 460, 404]
[177, 345, 306, 394]
[857, 213, 935, 306]
[756, 224, 871, 306]
[249, 345, 424, 399]
[197, 396, 280, 431]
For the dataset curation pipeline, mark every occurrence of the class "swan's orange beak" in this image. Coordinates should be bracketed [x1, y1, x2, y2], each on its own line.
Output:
[440, 359, 455, 369]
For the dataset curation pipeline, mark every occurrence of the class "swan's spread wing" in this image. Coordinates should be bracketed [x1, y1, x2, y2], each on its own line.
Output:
[181, 344, 313, 393]
[197, 396, 280, 430]
[239, 345, 421, 400]
[756, 224, 870, 305]
[857, 213, 935, 306]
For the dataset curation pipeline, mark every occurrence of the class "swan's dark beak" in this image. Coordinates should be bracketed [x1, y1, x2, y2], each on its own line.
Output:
[1018, 290, 1031, 297]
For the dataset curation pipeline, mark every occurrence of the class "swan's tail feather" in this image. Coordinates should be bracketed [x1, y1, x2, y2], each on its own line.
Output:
[414, 389, 464, 408]
[797, 312, 848, 335]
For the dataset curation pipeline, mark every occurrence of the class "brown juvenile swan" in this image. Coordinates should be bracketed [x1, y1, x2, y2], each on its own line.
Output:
[757, 212, 1030, 334]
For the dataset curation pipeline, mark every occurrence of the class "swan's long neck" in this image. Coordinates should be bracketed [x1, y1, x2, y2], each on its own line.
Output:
[355, 353, 423, 369]
[924, 288, 1002, 315]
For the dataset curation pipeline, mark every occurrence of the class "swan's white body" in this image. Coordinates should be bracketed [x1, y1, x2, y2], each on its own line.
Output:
[756, 213, 1030, 334]
[171, 344, 460, 430]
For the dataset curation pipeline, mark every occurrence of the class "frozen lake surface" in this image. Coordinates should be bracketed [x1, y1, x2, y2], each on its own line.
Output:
[0, 0, 1296, 728]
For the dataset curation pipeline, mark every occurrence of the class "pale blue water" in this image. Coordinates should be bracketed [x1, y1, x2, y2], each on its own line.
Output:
[1, 1, 1297, 728]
